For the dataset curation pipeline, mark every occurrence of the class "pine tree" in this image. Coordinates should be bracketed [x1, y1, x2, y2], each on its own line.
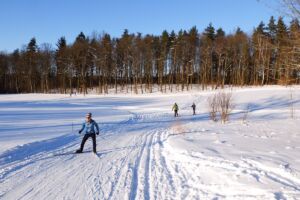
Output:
[204, 23, 215, 41]
[25, 38, 38, 92]
[235, 27, 244, 35]
[267, 16, 277, 41]
[76, 32, 86, 42]
[160, 30, 170, 92]
[201, 23, 216, 89]
[102, 33, 113, 94]
[38, 43, 53, 93]
[276, 17, 288, 45]
[289, 18, 300, 39]
[72, 32, 89, 95]
[266, 16, 277, 84]
[0, 53, 9, 93]
[216, 28, 225, 38]
[289, 19, 300, 83]
[256, 21, 267, 35]
[188, 26, 199, 88]
[276, 17, 289, 84]
[27, 38, 37, 52]
[55, 37, 69, 93]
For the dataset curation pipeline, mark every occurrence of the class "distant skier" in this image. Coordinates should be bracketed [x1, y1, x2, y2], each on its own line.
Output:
[76, 112, 99, 154]
[172, 103, 179, 117]
[191, 102, 196, 115]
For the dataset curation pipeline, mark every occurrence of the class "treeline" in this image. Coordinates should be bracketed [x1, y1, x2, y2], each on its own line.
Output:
[0, 16, 299, 94]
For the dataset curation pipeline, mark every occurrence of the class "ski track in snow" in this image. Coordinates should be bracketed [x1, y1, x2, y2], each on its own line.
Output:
[0, 88, 300, 199]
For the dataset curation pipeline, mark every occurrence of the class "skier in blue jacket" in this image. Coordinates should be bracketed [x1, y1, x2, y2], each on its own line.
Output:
[76, 112, 99, 154]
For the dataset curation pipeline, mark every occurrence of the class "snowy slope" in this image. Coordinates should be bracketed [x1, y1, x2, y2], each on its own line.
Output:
[0, 86, 300, 200]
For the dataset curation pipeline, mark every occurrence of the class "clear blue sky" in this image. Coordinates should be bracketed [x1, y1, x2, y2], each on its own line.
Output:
[1, 0, 279, 52]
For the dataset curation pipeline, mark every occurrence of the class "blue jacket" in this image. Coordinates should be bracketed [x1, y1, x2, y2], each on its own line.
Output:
[79, 119, 99, 135]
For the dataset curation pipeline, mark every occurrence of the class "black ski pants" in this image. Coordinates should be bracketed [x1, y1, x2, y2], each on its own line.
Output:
[79, 133, 97, 153]
[174, 110, 178, 117]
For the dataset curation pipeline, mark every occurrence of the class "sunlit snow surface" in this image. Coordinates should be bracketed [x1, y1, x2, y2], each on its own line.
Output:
[0, 86, 299, 200]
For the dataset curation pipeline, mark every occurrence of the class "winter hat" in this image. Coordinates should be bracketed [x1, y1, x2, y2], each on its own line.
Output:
[86, 112, 92, 118]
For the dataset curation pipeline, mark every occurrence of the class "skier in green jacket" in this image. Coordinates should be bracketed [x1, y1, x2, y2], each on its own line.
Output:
[172, 103, 179, 117]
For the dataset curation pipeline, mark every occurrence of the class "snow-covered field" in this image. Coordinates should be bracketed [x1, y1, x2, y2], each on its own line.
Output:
[0, 86, 300, 200]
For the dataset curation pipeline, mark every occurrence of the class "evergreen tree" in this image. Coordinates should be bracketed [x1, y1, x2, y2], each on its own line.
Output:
[216, 28, 225, 38]
[235, 27, 244, 35]
[76, 32, 86, 42]
[267, 16, 277, 40]
[72, 32, 89, 95]
[275, 17, 289, 83]
[289, 19, 300, 83]
[289, 18, 300, 39]
[0, 53, 9, 93]
[55, 37, 69, 93]
[255, 21, 267, 35]
[204, 23, 215, 41]
[25, 38, 38, 92]
[276, 17, 288, 45]
[27, 38, 38, 52]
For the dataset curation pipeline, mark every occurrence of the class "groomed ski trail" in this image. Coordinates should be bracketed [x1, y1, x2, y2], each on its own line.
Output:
[0, 112, 300, 199]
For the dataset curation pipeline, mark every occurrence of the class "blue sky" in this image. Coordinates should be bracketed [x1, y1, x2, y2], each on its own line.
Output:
[1, 0, 280, 52]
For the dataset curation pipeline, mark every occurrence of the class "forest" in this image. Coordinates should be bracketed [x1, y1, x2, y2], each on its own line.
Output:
[0, 16, 299, 94]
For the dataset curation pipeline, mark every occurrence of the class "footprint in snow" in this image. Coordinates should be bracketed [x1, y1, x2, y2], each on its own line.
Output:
[213, 140, 226, 144]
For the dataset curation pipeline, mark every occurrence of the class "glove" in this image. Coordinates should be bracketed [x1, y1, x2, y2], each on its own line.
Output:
[79, 130, 82, 134]
[96, 132, 99, 135]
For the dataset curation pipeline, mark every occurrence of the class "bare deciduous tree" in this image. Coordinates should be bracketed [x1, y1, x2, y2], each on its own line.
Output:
[208, 93, 219, 121]
[218, 92, 234, 123]
[208, 91, 234, 123]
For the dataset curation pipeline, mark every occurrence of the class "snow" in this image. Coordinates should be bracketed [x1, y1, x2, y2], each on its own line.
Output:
[0, 86, 300, 199]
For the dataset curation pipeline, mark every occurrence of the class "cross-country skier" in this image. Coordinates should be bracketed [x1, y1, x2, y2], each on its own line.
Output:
[172, 103, 179, 117]
[191, 102, 196, 115]
[76, 112, 99, 154]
